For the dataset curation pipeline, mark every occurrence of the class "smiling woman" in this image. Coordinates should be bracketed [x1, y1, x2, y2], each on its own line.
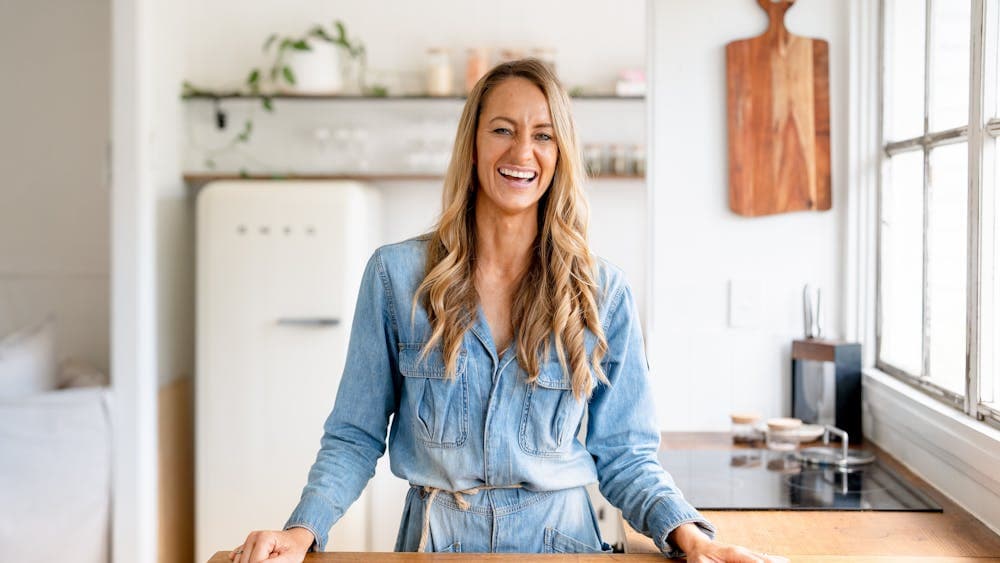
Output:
[227, 59, 784, 563]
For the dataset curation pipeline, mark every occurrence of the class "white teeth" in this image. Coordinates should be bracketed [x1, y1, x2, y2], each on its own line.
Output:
[499, 167, 536, 180]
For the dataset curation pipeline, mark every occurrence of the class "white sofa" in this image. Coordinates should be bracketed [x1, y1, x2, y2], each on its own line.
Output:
[0, 318, 111, 563]
[0, 386, 112, 563]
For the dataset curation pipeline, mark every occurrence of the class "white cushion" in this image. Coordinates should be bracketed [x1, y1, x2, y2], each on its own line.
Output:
[0, 318, 57, 399]
[0, 387, 111, 563]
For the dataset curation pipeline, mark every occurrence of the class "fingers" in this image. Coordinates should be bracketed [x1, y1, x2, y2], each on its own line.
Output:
[233, 531, 272, 563]
[248, 533, 278, 563]
[238, 533, 257, 563]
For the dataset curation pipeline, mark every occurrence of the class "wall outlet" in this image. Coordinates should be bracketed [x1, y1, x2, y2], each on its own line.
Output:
[729, 279, 763, 328]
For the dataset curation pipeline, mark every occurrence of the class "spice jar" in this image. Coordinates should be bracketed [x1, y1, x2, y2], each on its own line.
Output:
[610, 144, 628, 176]
[584, 144, 604, 176]
[628, 144, 645, 176]
[730, 412, 762, 445]
[765, 417, 802, 451]
[426, 47, 453, 97]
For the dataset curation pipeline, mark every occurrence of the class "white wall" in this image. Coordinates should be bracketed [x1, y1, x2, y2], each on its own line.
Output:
[150, 0, 194, 387]
[183, 0, 644, 94]
[649, 0, 848, 431]
[0, 0, 110, 372]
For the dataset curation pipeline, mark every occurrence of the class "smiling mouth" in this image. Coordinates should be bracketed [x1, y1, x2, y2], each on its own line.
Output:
[498, 167, 538, 184]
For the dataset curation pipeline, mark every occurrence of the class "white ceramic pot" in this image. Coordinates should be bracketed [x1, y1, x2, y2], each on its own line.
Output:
[283, 39, 344, 95]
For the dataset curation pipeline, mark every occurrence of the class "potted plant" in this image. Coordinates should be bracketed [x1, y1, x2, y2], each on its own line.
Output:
[254, 21, 367, 96]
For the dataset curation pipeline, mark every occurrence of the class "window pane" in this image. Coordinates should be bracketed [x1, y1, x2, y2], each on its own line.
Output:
[881, 151, 924, 375]
[985, 143, 1000, 406]
[929, 0, 971, 131]
[927, 142, 968, 395]
[886, 0, 927, 142]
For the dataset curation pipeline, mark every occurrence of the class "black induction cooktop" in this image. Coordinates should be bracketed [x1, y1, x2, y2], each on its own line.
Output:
[658, 449, 942, 512]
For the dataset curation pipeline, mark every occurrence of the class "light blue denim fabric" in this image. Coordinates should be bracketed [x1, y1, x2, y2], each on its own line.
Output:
[284, 236, 716, 557]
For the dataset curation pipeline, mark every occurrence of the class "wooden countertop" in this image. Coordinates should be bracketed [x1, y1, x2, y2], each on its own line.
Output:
[207, 554, 999, 562]
[621, 432, 1000, 560]
[206, 433, 1000, 562]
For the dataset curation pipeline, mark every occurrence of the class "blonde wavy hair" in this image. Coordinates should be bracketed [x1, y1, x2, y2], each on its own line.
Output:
[413, 58, 608, 399]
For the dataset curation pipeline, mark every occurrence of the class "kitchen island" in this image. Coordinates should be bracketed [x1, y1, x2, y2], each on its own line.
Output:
[206, 433, 1000, 562]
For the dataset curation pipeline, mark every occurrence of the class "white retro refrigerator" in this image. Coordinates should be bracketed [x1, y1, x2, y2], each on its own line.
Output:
[195, 181, 384, 562]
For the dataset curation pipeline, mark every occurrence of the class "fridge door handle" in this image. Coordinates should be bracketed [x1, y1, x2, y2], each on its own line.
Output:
[276, 317, 341, 327]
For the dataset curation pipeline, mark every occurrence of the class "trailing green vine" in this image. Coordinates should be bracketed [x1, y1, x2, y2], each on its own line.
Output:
[181, 20, 367, 171]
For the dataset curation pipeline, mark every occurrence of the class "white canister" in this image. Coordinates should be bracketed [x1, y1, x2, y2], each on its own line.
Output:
[284, 39, 344, 95]
[426, 47, 453, 97]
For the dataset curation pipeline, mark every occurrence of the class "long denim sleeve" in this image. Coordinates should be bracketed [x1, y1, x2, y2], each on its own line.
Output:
[283, 249, 400, 551]
[586, 280, 716, 558]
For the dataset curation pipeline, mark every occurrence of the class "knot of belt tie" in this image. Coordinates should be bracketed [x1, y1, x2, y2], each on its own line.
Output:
[417, 484, 523, 553]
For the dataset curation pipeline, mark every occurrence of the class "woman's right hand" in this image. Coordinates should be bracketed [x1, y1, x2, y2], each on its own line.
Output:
[228, 527, 315, 563]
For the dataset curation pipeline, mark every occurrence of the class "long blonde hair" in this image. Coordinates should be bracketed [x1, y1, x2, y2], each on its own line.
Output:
[413, 58, 608, 399]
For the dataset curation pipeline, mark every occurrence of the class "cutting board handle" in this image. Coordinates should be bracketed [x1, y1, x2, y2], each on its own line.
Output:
[756, 0, 796, 36]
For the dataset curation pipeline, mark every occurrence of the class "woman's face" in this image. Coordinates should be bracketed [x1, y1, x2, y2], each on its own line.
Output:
[474, 77, 558, 219]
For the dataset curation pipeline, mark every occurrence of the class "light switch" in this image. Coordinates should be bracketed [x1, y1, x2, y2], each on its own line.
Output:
[728, 279, 763, 328]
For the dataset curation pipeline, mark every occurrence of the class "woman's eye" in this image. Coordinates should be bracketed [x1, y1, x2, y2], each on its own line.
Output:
[536, 133, 553, 142]
[493, 128, 512, 135]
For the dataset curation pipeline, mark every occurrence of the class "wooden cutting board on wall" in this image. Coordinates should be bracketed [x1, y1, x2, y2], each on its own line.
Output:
[726, 0, 831, 217]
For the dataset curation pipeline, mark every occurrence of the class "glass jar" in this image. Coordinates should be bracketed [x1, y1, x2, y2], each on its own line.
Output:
[530, 47, 557, 74]
[730, 412, 761, 445]
[465, 48, 489, 94]
[584, 144, 604, 176]
[628, 144, 645, 176]
[426, 47, 453, 97]
[610, 144, 628, 175]
[765, 417, 802, 451]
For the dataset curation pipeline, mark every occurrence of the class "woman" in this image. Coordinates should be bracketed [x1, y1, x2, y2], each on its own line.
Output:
[230, 59, 783, 562]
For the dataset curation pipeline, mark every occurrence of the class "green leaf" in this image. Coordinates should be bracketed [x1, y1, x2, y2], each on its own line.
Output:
[269, 65, 279, 81]
[262, 96, 273, 112]
[282, 65, 296, 85]
[238, 168, 250, 178]
[263, 33, 278, 52]
[247, 69, 260, 86]
[291, 39, 311, 51]
[236, 120, 253, 143]
[334, 20, 346, 41]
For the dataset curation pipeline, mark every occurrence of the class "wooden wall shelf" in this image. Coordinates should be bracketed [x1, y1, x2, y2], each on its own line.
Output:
[183, 172, 645, 188]
[182, 93, 644, 101]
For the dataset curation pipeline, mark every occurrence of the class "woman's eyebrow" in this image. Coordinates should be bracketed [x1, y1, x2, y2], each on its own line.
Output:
[489, 116, 554, 129]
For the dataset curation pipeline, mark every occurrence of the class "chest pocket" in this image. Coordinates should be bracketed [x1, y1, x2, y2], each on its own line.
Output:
[519, 361, 586, 457]
[399, 343, 469, 448]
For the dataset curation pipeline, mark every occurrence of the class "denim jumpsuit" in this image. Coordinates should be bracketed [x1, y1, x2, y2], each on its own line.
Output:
[284, 237, 716, 557]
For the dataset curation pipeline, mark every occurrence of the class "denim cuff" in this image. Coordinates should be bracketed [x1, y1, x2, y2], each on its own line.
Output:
[283, 492, 340, 552]
[645, 495, 717, 558]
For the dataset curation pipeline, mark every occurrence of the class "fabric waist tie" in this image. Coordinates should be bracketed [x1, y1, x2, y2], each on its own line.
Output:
[417, 484, 524, 553]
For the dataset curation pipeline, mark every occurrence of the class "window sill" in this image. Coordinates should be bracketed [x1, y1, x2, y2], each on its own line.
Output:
[862, 367, 1000, 534]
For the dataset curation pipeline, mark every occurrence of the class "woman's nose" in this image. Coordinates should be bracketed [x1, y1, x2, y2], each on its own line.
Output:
[510, 134, 534, 161]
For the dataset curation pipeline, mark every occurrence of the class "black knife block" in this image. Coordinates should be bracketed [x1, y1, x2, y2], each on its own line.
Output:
[791, 339, 863, 444]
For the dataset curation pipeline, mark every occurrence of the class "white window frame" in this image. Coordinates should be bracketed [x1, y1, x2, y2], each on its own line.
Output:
[877, 0, 1000, 430]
